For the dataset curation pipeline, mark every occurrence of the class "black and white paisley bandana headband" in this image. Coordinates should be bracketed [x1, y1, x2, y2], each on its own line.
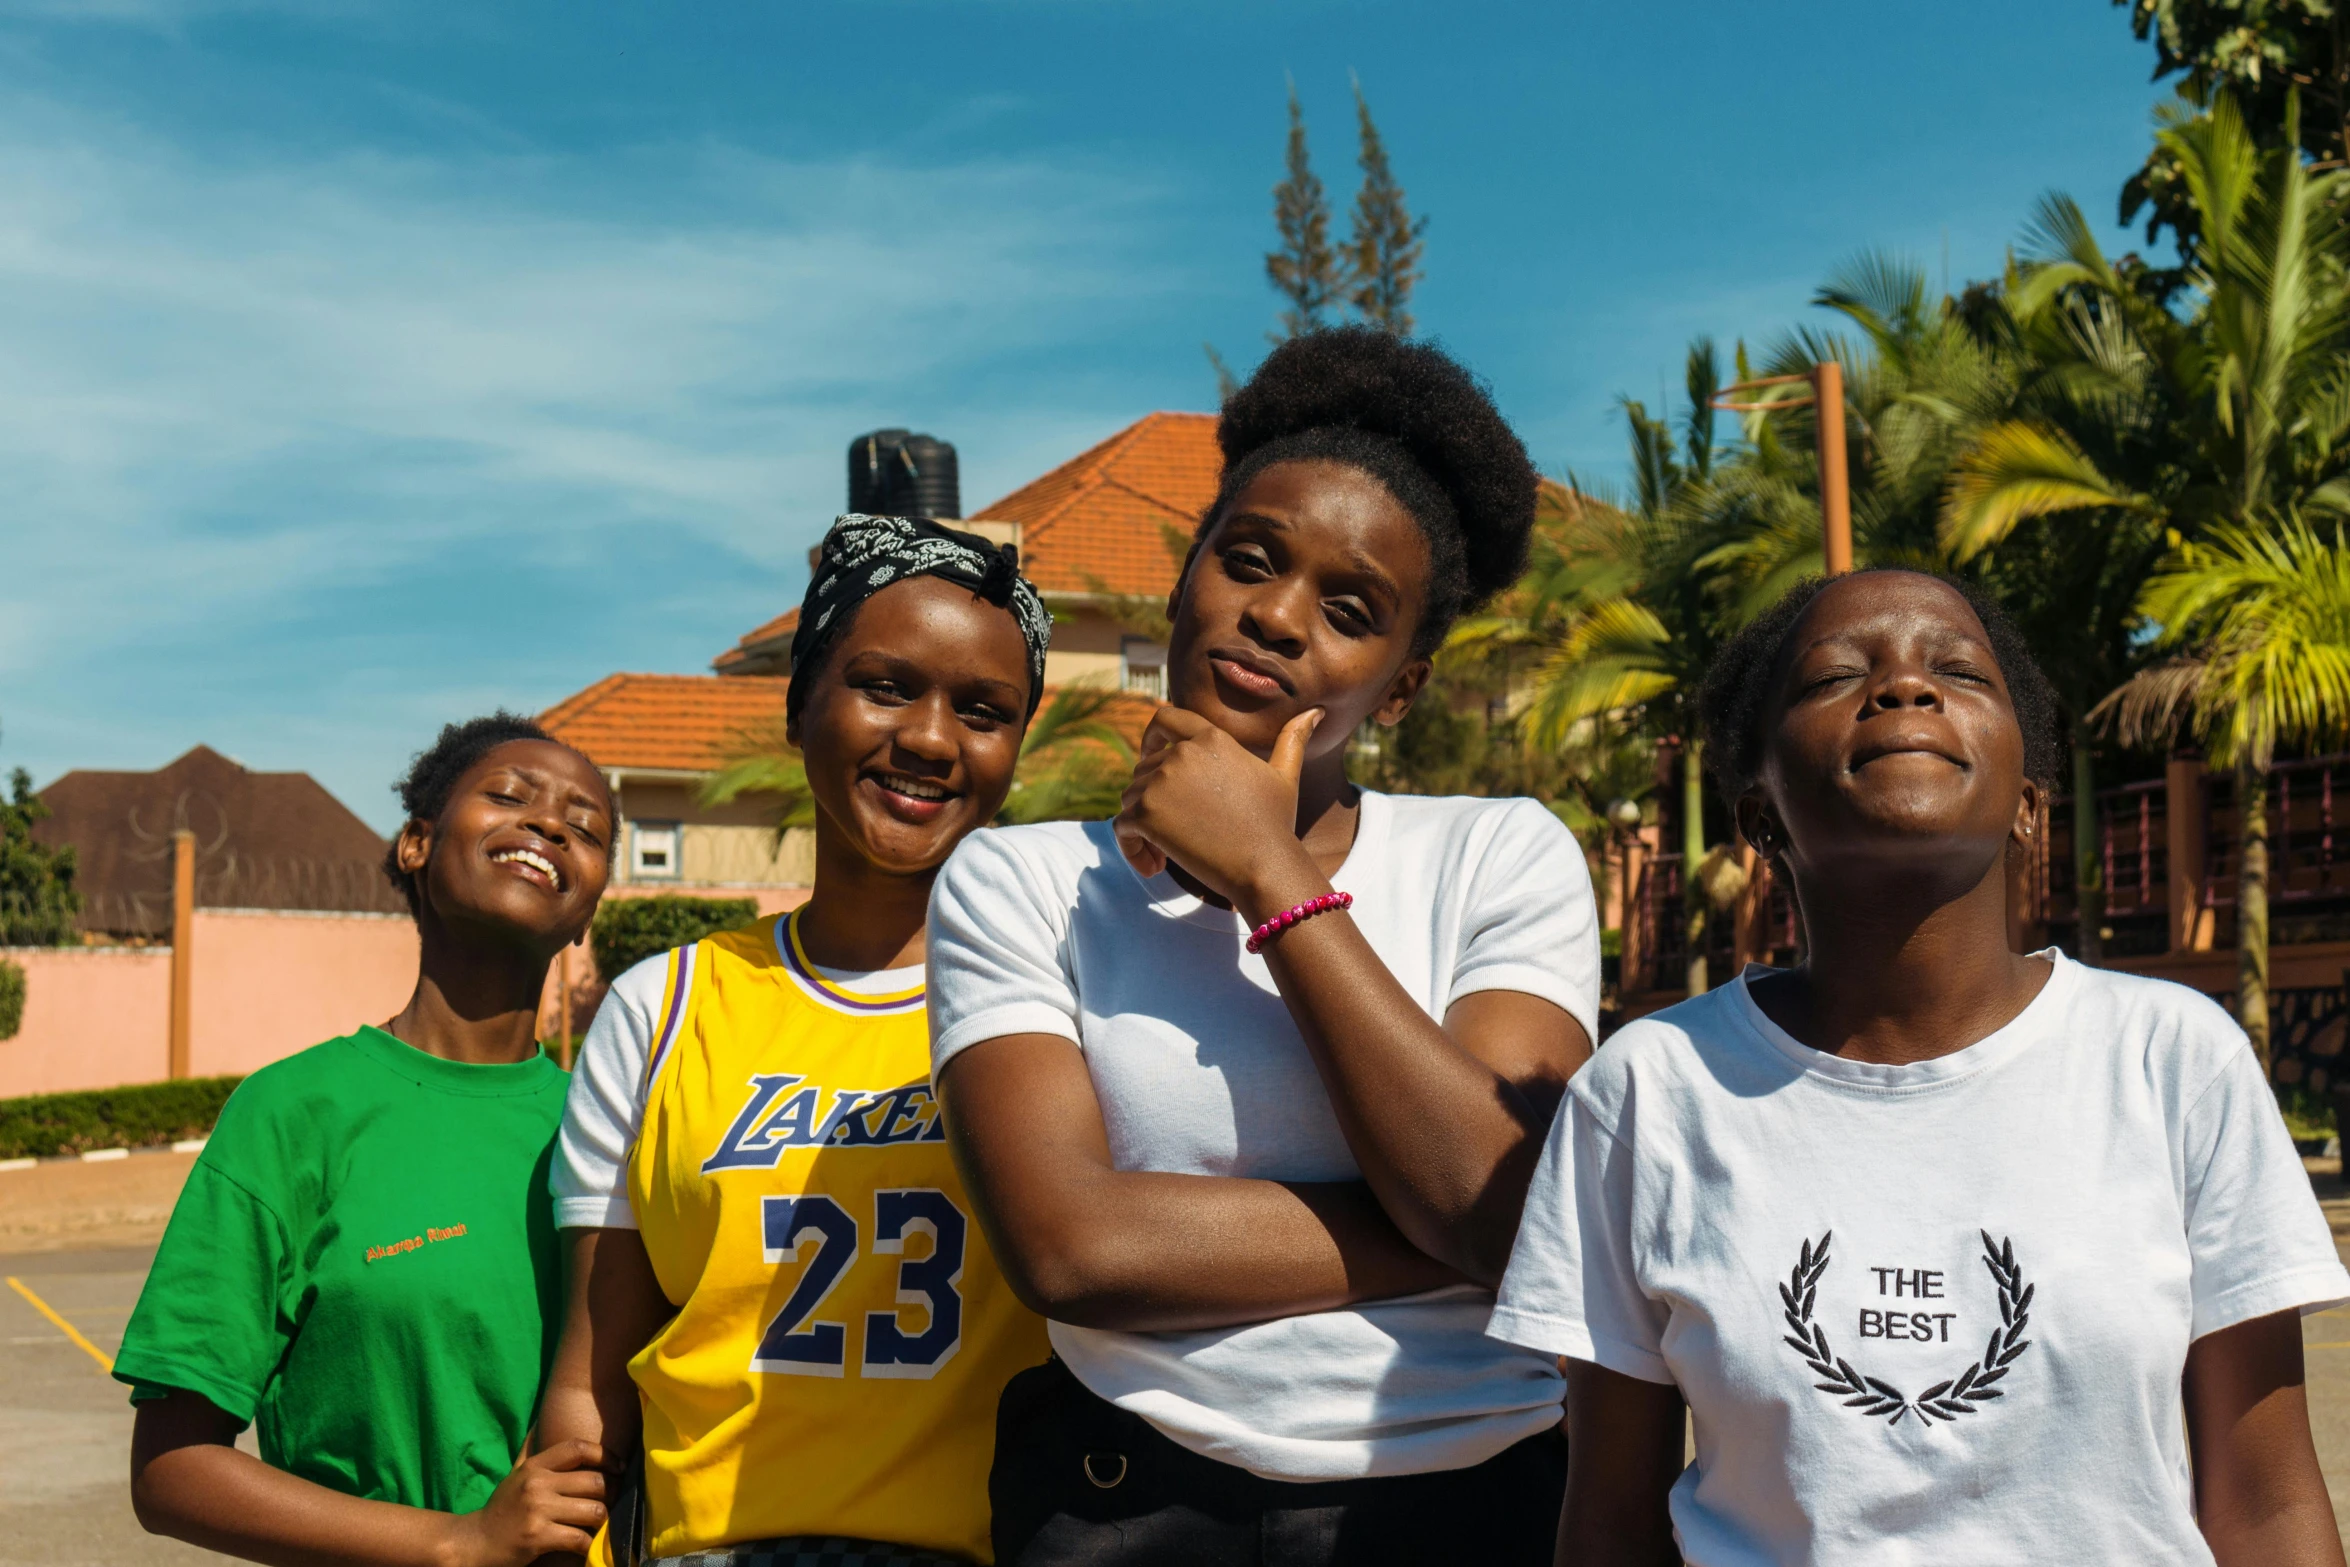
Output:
[790, 513, 1054, 715]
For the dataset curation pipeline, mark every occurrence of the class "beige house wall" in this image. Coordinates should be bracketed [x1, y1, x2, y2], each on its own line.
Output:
[681, 824, 815, 886]
[1041, 604, 1167, 696]
[1043, 606, 1124, 689]
[613, 780, 814, 893]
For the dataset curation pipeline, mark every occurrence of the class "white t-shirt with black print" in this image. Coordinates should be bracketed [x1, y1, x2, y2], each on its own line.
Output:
[1490, 951, 2350, 1566]
[927, 790, 1601, 1481]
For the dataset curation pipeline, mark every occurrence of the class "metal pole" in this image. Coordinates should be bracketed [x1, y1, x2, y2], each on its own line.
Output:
[1814, 360, 1852, 575]
[169, 829, 194, 1080]
[557, 944, 574, 1071]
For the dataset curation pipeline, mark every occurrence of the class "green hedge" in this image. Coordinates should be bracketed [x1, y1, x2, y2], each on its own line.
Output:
[591, 895, 761, 983]
[0, 1075, 243, 1160]
[0, 958, 22, 1041]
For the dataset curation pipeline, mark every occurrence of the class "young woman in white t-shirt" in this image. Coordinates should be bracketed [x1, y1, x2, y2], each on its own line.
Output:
[1492, 568, 2350, 1566]
[927, 328, 1602, 1565]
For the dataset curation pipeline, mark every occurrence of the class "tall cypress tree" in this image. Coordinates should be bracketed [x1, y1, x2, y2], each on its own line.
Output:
[1346, 78, 1428, 336]
[1265, 82, 1344, 340]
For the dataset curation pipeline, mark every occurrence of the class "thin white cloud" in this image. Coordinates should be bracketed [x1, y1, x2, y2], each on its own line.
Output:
[0, 80, 1209, 822]
[0, 93, 1187, 669]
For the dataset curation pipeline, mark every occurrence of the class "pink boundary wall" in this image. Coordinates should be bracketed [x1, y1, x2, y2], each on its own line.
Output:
[2, 887, 812, 1100]
[1, 911, 419, 1098]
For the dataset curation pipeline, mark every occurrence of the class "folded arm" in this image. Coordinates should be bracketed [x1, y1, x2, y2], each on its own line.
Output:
[1250, 889, 1589, 1283]
[939, 1030, 1460, 1332]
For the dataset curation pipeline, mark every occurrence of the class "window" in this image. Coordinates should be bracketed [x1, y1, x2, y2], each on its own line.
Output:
[630, 820, 681, 881]
[1121, 638, 1167, 700]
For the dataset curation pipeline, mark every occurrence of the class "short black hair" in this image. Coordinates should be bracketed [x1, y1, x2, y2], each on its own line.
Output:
[381, 712, 609, 915]
[1697, 568, 2062, 813]
[785, 606, 855, 729]
[1198, 327, 1538, 658]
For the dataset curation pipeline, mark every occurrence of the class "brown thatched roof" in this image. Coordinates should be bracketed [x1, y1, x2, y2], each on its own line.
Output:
[34, 746, 406, 936]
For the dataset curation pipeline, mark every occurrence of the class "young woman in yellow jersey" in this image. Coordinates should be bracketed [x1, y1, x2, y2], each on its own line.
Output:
[538, 514, 1054, 1567]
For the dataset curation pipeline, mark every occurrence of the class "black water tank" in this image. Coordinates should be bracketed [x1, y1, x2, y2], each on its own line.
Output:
[847, 429, 961, 518]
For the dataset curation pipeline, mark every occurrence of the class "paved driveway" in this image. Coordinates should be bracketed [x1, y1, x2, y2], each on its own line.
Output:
[10, 1157, 2350, 1563]
[0, 1245, 235, 1567]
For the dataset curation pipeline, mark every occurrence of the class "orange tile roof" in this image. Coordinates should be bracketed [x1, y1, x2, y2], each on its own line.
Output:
[541, 673, 789, 773]
[713, 606, 798, 677]
[973, 411, 1218, 598]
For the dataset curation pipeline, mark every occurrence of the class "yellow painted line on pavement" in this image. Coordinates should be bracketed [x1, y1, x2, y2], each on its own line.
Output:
[5, 1276, 115, 1372]
[2305, 1340, 2350, 1350]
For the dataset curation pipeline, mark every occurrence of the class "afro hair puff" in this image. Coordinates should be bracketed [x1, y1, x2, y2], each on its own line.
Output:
[1205, 326, 1538, 656]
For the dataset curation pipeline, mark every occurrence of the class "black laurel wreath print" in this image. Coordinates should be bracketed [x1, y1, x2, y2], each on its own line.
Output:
[1778, 1230, 2034, 1428]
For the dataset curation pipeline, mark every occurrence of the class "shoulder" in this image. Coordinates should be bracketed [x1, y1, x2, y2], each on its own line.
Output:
[606, 948, 684, 1015]
[700, 918, 785, 974]
[1373, 791, 1581, 865]
[2056, 958, 2248, 1089]
[199, 1033, 375, 1176]
[935, 820, 1110, 905]
[1572, 987, 1757, 1132]
[215, 1033, 367, 1120]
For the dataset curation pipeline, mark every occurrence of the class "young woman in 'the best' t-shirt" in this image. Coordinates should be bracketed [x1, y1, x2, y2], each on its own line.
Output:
[1491, 568, 2350, 1565]
[928, 327, 1601, 1566]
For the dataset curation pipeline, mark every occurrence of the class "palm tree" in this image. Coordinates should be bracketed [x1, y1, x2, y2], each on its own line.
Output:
[1947, 91, 2350, 1039]
[701, 726, 815, 843]
[1939, 196, 2186, 960]
[1463, 342, 1738, 993]
[2098, 518, 2350, 1065]
[997, 683, 1142, 825]
[1697, 254, 2022, 612]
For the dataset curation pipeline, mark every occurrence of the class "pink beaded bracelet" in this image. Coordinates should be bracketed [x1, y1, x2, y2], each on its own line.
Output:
[1245, 891, 1354, 954]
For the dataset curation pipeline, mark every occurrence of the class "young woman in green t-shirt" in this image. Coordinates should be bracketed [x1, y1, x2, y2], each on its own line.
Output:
[119, 713, 618, 1567]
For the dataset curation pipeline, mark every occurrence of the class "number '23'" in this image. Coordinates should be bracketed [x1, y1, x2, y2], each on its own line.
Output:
[753, 1189, 965, 1379]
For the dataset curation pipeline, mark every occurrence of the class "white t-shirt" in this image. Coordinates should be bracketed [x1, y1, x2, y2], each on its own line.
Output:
[1490, 952, 2350, 1566]
[927, 789, 1602, 1481]
[552, 940, 926, 1229]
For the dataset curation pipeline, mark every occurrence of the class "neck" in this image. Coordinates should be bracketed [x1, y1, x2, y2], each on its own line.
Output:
[793, 823, 935, 971]
[1294, 747, 1358, 849]
[384, 916, 555, 1066]
[1763, 848, 2048, 1066]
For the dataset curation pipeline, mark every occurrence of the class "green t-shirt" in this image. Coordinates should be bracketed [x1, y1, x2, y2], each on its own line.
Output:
[114, 1026, 569, 1514]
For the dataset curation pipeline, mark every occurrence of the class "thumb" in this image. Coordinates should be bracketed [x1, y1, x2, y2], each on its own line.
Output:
[1115, 813, 1167, 879]
[1268, 708, 1325, 787]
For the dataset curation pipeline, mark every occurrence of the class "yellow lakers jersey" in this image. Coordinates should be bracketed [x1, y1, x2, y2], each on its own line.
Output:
[616, 913, 1047, 1563]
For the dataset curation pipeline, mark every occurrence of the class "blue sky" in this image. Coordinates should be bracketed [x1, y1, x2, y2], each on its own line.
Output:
[2, 0, 2171, 831]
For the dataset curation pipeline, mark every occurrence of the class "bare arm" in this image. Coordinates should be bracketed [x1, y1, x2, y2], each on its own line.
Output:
[1256, 906, 1589, 1283]
[940, 1031, 1461, 1332]
[130, 1389, 605, 1567]
[1556, 1359, 1683, 1567]
[2186, 1308, 2346, 1567]
[1118, 707, 1592, 1283]
[535, 1227, 671, 1467]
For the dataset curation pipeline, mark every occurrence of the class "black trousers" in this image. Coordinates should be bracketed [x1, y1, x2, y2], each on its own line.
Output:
[990, 1358, 1566, 1567]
